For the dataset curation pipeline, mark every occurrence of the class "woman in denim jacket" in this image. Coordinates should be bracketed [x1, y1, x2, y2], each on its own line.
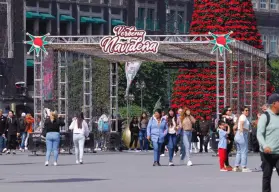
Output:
[147, 109, 168, 166]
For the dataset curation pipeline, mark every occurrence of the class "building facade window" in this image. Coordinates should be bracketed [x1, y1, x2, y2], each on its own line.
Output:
[270, 36, 278, 54]
[252, 0, 257, 9]
[270, 0, 277, 10]
[260, 0, 267, 9]
[262, 35, 267, 52]
[138, 7, 145, 20]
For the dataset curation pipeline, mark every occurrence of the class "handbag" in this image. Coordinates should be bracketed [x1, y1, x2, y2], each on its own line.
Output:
[234, 131, 245, 145]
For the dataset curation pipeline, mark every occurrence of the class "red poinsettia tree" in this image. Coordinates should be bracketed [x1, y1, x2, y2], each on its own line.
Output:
[171, 0, 273, 118]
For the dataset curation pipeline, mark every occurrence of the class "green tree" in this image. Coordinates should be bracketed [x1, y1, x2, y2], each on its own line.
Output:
[270, 59, 279, 91]
[118, 62, 173, 114]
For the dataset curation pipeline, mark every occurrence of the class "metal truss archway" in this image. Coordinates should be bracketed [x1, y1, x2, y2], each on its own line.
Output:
[32, 34, 267, 130]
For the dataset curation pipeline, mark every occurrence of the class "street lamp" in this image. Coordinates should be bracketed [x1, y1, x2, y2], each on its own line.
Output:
[136, 81, 145, 113]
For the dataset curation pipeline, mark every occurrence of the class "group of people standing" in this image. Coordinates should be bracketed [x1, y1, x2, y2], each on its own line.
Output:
[0, 110, 34, 155]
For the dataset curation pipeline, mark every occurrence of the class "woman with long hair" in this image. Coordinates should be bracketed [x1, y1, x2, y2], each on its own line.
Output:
[44, 111, 65, 166]
[24, 113, 34, 150]
[69, 112, 89, 164]
[139, 112, 149, 151]
[221, 106, 236, 170]
[147, 109, 168, 166]
[167, 108, 178, 166]
[233, 106, 251, 172]
[179, 107, 196, 166]
[129, 116, 139, 151]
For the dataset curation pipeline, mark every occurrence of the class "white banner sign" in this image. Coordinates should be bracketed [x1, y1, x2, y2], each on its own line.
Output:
[100, 26, 159, 55]
[125, 61, 142, 95]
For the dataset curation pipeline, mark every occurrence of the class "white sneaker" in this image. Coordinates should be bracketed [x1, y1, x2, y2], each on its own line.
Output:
[187, 160, 193, 166]
[273, 168, 276, 172]
[169, 162, 174, 166]
[53, 162, 58, 166]
[174, 153, 177, 156]
[76, 160, 79, 164]
[45, 161, 49, 166]
[220, 168, 228, 172]
[24, 147, 28, 150]
[2, 148, 7, 153]
[6, 150, 10, 154]
[160, 154, 165, 157]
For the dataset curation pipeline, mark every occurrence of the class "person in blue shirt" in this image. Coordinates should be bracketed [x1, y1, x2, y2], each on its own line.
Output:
[147, 109, 168, 166]
[217, 120, 230, 171]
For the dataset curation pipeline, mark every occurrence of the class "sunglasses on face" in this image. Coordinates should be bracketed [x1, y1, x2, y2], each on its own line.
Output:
[244, 110, 249, 112]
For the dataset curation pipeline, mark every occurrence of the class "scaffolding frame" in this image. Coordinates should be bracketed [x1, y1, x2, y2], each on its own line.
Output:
[33, 51, 44, 125]
[57, 51, 69, 131]
[82, 55, 93, 128]
[31, 34, 267, 127]
[109, 62, 119, 132]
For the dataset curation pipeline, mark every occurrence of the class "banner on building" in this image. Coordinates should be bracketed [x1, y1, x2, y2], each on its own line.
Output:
[125, 61, 142, 95]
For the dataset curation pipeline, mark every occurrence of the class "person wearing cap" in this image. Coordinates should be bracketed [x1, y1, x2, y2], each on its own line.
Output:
[257, 93, 279, 192]
[19, 112, 26, 151]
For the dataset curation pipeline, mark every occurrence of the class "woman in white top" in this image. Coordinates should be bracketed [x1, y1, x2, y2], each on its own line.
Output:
[167, 109, 178, 166]
[234, 106, 250, 172]
[69, 112, 89, 164]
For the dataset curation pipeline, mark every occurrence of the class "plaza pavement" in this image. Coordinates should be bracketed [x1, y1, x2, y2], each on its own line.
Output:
[0, 151, 278, 192]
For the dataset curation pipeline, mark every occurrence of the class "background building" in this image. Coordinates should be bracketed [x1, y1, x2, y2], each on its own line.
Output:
[252, 0, 279, 57]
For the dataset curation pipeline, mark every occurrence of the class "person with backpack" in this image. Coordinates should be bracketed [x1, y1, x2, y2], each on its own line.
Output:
[19, 113, 26, 151]
[257, 94, 279, 192]
[147, 109, 168, 166]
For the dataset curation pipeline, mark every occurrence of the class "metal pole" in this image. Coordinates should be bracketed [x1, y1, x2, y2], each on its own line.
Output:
[141, 87, 143, 113]
[168, 69, 171, 107]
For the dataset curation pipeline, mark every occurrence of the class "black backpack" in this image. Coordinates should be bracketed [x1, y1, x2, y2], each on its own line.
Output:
[264, 111, 270, 127]
[19, 118, 26, 132]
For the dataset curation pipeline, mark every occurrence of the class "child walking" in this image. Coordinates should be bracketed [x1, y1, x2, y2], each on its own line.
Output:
[218, 120, 231, 172]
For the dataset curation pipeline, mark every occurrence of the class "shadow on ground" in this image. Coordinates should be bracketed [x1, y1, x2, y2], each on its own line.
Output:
[58, 161, 104, 166]
[9, 178, 108, 183]
[0, 163, 36, 166]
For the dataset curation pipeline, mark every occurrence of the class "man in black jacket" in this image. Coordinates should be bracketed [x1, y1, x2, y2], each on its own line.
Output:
[0, 109, 7, 154]
[5, 110, 20, 154]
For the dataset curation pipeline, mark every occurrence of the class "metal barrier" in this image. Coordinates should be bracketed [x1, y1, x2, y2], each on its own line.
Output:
[28, 132, 95, 155]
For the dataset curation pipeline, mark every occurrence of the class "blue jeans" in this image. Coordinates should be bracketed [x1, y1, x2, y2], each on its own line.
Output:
[152, 141, 162, 162]
[139, 129, 148, 150]
[168, 134, 177, 162]
[20, 132, 27, 148]
[235, 131, 248, 168]
[46, 132, 60, 162]
[0, 135, 6, 152]
[181, 131, 192, 161]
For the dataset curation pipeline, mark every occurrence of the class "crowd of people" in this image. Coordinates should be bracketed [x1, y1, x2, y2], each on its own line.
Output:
[1, 93, 279, 192]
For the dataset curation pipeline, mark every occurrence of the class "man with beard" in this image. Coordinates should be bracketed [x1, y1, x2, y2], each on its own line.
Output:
[0, 109, 7, 154]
